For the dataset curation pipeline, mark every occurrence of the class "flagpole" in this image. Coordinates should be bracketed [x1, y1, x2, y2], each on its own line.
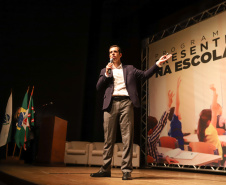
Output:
[13, 143, 16, 157]
[6, 89, 12, 160]
[30, 86, 34, 97]
[19, 147, 22, 159]
[6, 144, 8, 159]
[9, 89, 12, 160]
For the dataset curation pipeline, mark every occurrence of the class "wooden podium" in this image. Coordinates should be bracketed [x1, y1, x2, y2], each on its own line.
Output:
[36, 116, 67, 166]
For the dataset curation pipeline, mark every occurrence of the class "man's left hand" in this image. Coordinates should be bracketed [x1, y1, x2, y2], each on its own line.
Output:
[157, 54, 172, 66]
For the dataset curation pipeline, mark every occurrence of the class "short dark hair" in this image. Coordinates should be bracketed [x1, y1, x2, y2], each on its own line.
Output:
[147, 116, 158, 131]
[109, 45, 121, 53]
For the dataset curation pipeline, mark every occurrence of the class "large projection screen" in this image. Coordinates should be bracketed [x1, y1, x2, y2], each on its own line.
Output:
[147, 11, 226, 167]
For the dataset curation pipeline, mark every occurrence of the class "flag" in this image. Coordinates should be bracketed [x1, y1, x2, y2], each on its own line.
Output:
[0, 92, 13, 147]
[28, 86, 34, 127]
[15, 89, 29, 148]
[24, 86, 35, 149]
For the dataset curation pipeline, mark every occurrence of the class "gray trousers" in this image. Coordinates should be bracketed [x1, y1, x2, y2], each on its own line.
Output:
[101, 97, 134, 173]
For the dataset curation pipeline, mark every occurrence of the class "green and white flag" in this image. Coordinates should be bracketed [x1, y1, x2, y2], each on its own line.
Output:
[15, 89, 28, 148]
[24, 86, 35, 149]
[0, 92, 13, 147]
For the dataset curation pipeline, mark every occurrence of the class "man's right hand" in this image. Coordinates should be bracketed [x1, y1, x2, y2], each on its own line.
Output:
[106, 62, 113, 76]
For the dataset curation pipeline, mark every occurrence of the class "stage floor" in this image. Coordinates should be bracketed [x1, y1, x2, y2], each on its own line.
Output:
[0, 164, 226, 185]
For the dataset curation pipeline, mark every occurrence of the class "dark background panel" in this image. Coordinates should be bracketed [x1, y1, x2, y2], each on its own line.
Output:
[0, 0, 224, 148]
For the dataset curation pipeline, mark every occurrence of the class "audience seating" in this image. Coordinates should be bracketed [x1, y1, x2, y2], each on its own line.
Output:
[113, 143, 140, 168]
[64, 141, 140, 168]
[88, 142, 108, 166]
[64, 141, 90, 165]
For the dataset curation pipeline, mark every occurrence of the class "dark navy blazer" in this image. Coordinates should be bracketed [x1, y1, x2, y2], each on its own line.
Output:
[96, 64, 160, 110]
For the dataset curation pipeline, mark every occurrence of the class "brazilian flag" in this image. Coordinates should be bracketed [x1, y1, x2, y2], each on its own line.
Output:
[15, 90, 28, 148]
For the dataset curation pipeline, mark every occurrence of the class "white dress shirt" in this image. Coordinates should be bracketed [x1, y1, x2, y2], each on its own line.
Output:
[106, 63, 129, 96]
[105, 61, 162, 97]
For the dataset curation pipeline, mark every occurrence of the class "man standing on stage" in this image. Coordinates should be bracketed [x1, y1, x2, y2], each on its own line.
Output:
[90, 45, 172, 180]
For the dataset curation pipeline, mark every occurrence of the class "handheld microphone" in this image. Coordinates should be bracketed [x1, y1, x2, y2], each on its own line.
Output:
[108, 58, 113, 74]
